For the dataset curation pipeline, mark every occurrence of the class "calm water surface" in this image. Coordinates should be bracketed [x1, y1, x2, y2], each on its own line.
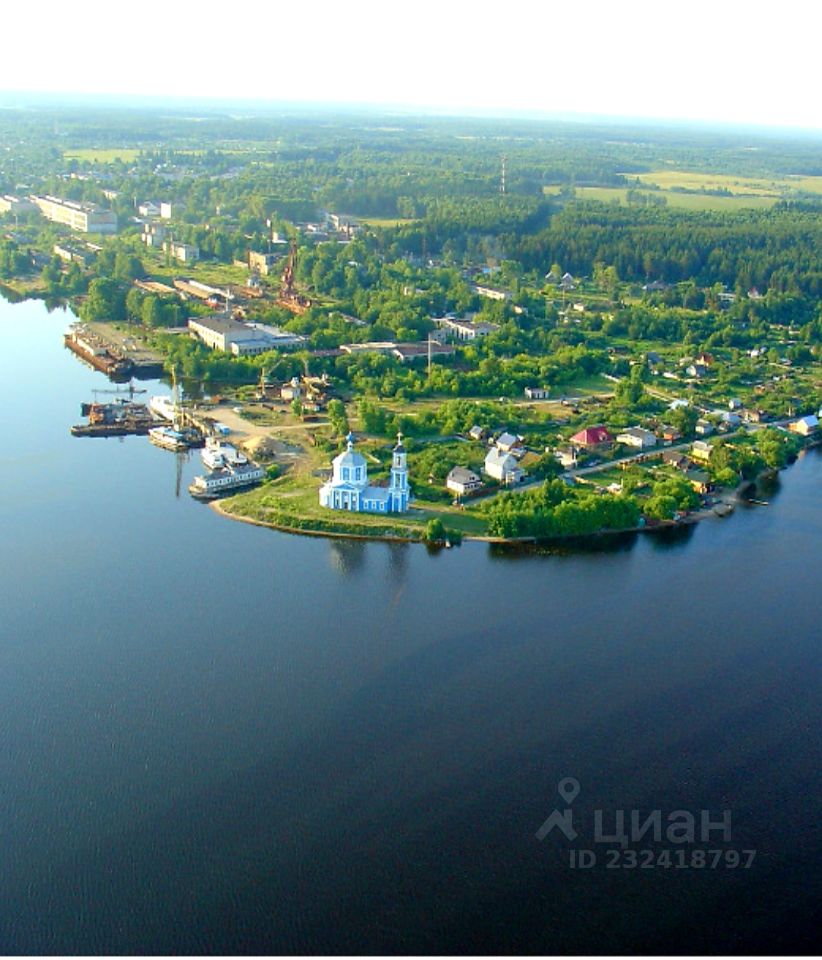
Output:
[0, 299, 820, 954]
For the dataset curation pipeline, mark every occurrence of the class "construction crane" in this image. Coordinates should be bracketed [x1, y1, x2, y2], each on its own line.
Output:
[277, 239, 312, 314]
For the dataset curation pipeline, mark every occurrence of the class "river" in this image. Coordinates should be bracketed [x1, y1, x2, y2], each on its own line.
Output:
[0, 298, 819, 954]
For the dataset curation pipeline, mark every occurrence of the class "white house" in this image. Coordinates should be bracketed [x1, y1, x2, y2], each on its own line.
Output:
[616, 427, 657, 450]
[525, 386, 549, 400]
[484, 448, 525, 485]
[319, 433, 410, 513]
[446, 467, 483, 497]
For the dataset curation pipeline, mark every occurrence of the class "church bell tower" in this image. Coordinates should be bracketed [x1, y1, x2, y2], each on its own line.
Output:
[389, 432, 409, 512]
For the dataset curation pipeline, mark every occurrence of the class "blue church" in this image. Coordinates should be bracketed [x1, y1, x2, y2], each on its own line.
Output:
[319, 432, 410, 513]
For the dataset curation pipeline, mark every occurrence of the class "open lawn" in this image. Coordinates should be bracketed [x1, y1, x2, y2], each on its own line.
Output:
[221, 470, 488, 538]
[63, 148, 141, 163]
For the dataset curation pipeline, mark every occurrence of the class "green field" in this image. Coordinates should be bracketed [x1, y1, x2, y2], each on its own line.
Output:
[63, 148, 141, 163]
[359, 216, 418, 228]
[630, 169, 784, 195]
[567, 185, 778, 211]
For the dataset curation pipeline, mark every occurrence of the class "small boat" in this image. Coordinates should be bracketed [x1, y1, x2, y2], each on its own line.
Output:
[189, 462, 265, 499]
[149, 424, 201, 451]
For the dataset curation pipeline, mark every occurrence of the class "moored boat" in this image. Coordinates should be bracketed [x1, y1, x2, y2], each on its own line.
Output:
[201, 436, 248, 469]
[148, 395, 176, 421]
[149, 424, 202, 451]
[189, 462, 265, 499]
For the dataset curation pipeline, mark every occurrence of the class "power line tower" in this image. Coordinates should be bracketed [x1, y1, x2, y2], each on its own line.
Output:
[500, 155, 507, 195]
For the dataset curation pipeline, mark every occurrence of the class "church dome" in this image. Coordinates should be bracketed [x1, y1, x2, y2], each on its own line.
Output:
[332, 432, 367, 474]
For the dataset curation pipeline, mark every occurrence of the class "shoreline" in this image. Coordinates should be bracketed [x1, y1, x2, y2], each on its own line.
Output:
[208, 488, 729, 547]
[207, 447, 819, 548]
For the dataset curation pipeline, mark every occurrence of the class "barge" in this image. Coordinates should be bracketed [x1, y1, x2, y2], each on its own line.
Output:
[71, 399, 156, 437]
[64, 325, 134, 379]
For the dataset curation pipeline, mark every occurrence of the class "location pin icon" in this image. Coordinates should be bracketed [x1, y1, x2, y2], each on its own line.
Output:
[558, 777, 580, 805]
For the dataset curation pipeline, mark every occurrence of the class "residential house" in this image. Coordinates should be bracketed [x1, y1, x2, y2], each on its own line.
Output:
[685, 363, 708, 379]
[446, 467, 484, 497]
[554, 445, 578, 469]
[616, 427, 657, 450]
[280, 377, 302, 401]
[138, 201, 160, 218]
[789, 415, 819, 437]
[484, 448, 525, 485]
[691, 440, 713, 463]
[685, 468, 714, 495]
[496, 432, 524, 455]
[570, 425, 613, 449]
[720, 412, 742, 428]
[524, 386, 549, 400]
[468, 425, 487, 442]
[695, 418, 714, 436]
[662, 450, 690, 470]
[658, 425, 682, 444]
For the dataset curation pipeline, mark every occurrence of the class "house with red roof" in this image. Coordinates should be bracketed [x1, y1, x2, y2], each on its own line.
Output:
[570, 425, 614, 449]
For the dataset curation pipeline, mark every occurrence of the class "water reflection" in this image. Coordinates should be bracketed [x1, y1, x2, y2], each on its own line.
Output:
[327, 538, 367, 575]
[488, 529, 640, 561]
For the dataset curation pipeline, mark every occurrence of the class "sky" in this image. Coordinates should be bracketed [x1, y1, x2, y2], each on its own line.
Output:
[3, 0, 821, 130]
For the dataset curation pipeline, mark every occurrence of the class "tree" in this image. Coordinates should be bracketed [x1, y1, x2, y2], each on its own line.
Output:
[125, 288, 144, 322]
[81, 278, 125, 322]
[327, 399, 349, 437]
[141, 295, 163, 328]
[113, 250, 144, 282]
[425, 517, 447, 542]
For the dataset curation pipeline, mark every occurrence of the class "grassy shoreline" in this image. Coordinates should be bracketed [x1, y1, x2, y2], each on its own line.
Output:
[208, 446, 815, 548]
